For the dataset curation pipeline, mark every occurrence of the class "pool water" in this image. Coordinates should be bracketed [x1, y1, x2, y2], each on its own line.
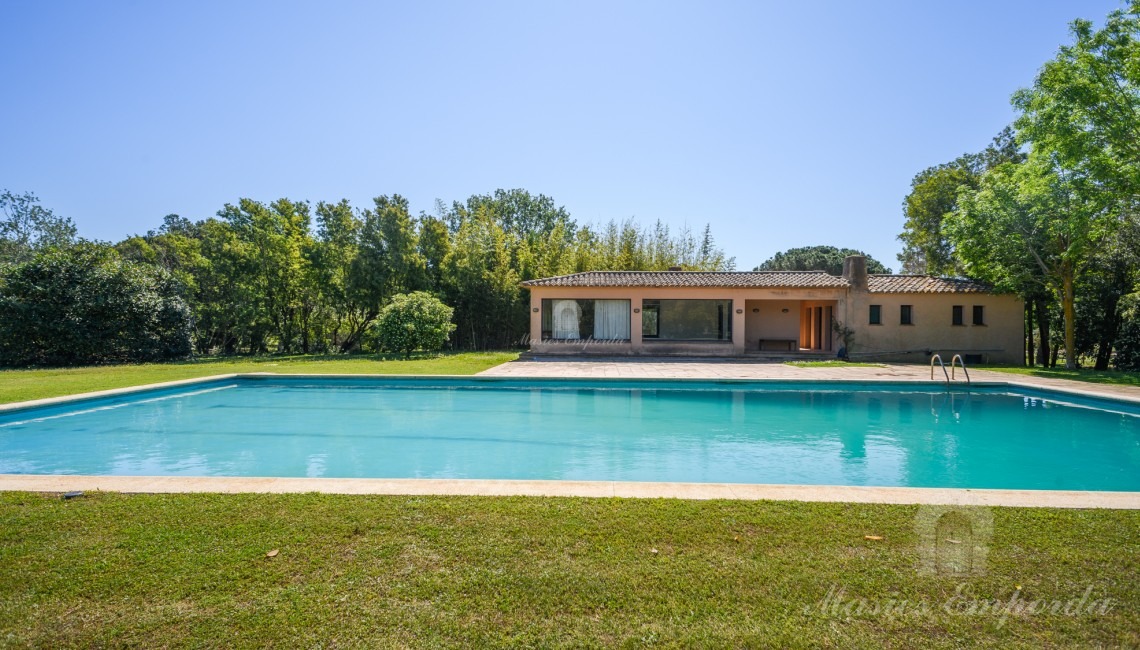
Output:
[1, 377, 1138, 491]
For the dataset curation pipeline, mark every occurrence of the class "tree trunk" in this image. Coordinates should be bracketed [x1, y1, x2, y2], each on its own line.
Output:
[1062, 265, 1077, 370]
[1025, 301, 1034, 366]
[1094, 294, 1121, 371]
[1035, 298, 1050, 366]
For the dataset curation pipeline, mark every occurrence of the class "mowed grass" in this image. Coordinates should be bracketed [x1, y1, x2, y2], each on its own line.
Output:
[785, 360, 886, 368]
[980, 365, 1140, 387]
[0, 351, 519, 404]
[0, 492, 1136, 648]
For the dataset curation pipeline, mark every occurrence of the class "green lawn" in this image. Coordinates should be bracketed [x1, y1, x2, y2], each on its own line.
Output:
[785, 360, 886, 368]
[979, 365, 1140, 387]
[0, 351, 518, 405]
[0, 492, 1136, 648]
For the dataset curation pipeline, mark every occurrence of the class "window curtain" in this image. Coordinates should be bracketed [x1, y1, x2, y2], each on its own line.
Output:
[593, 300, 630, 340]
[552, 300, 581, 339]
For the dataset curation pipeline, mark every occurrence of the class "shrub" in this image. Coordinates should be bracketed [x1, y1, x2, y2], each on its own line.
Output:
[0, 243, 192, 366]
[371, 292, 456, 358]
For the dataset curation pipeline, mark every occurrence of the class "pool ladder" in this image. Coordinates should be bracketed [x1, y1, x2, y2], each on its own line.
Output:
[930, 354, 970, 385]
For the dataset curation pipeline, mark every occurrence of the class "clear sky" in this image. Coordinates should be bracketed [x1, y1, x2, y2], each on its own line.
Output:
[0, 1, 1123, 271]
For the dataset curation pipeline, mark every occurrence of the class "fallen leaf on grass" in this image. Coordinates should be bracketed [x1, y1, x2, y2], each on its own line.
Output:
[863, 535, 883, 541]
[650, 548, 659, 554]
[266, 549, 279, 558]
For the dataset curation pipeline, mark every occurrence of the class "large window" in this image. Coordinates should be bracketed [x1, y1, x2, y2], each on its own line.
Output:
[900, 305, 913, 325]
[972, 305, 985, 326]
[642, 299, 732, 340]
[541, 299, 631, 340]
[869, 304, 882, 325]
[952, 305, 964, 326]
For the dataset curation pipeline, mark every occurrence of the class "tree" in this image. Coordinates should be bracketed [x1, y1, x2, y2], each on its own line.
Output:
[442, 208, 522, 349]
[897, 128, 1025, 274]
[350, 195, 425, 313]
[0, 190, 77, 265]
[218, 198, 317, 353]
[1012, 3, 1140, 212]
[754, 245, 891, 275]
[370, 292, 456, 358]
[0, 243, 191, 366]
[949, 158, 1104, 369]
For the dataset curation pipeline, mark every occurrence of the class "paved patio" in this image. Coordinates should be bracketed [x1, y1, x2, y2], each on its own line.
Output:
[478, 358, 1140, 403]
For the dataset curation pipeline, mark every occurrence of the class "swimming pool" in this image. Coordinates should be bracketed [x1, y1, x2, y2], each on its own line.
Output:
[2, 376, 1138, 492]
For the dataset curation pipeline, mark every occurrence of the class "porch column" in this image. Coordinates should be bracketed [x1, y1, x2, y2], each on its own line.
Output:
[529, 292, 542, 349]
[732, 293, 746, 354]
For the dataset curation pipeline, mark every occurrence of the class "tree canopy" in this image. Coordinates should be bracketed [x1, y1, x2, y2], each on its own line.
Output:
[0, 244, 192, 366]
[753, 246, 891, 275]
[1, 188, 734, 364]
[926, 2, 1140, 369]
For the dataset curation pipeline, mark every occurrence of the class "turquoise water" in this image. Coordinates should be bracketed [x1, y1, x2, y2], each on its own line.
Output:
[1, 377, 1138, 491]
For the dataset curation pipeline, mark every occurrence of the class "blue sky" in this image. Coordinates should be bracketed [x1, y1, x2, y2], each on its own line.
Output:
[0, 1, 1122, 271]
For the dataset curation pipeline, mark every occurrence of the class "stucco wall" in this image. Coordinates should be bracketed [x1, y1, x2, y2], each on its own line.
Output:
[744, 299, 800, 349]
[844, 291, 1023, 364]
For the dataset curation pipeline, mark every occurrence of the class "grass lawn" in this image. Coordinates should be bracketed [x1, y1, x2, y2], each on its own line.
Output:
[785, 360, 886, 368]
[0, 492, 1136, 647]
[979, 365, 1140, 387]
[0, 351, 519, 405]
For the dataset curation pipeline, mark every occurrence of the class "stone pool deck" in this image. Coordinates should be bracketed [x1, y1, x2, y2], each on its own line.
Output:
[478, 358, 1140, 403]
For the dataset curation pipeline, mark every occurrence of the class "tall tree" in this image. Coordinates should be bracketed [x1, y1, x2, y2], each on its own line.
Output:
[949, 158, 1105, 369]
[897, 128, 1025, 274]
[1012, 2, 1140, 212]
[442, 208, 522, 349]
[350, 195, 425, 315]
[313, 200, 368, 352]
[0, 190, 77, 265]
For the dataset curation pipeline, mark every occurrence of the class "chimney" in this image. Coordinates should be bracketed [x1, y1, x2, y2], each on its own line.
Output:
[842, 255, 868, 292]
[668, 266, 682, 271]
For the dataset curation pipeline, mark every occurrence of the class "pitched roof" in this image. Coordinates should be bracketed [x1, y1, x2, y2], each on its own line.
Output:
[520, 271, 850, 288]
[867, 275, 993, 294]
[521, 270, 999, 294]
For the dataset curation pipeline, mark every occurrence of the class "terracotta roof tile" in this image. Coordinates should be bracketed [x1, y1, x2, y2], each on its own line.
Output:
[867, 275, 993, 294]
[521, 271, 999, 294]
[520, 271, 850, 289]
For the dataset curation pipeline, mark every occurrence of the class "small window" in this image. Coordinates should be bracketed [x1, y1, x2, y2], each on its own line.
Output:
[869, 304, 882, 325]
[900, 305, 913, 325]
[952, 305, 964, 326]
[973, 305, 985, 326]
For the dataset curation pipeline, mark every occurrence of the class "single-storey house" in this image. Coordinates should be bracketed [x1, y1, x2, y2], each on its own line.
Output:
[522, 255, 1024, 363]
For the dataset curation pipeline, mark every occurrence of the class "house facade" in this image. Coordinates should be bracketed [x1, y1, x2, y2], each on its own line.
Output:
[522, 256, 1024, 363]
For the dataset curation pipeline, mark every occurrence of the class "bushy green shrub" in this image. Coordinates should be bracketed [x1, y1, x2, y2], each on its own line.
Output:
[370, 291, 456, 358]
[0, 243, 192, 366]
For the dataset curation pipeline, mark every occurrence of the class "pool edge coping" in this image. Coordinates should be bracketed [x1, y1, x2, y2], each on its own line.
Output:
[1, 474, 1137, 509]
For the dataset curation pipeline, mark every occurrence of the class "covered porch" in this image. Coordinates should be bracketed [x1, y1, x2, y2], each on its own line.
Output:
[744, 299, 839, 354]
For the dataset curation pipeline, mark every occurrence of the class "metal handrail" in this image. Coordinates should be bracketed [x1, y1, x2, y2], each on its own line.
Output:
[930, 354, 950, 384]
[950, 354, 971, 385]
